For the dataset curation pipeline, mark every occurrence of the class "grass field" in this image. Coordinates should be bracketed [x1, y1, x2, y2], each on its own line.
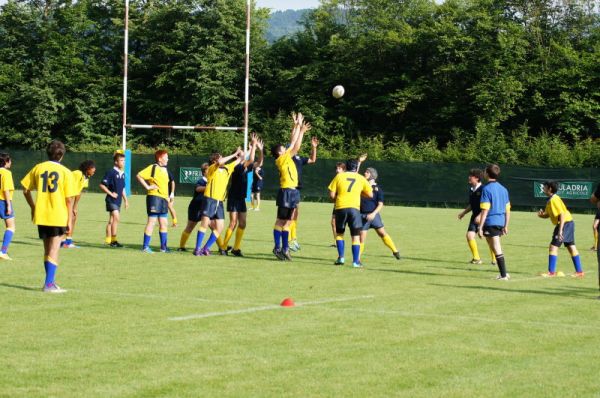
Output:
[2, 192, 600, 397]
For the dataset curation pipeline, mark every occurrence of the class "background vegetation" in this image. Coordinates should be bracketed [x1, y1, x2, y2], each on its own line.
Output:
[0, 0, 599, 166]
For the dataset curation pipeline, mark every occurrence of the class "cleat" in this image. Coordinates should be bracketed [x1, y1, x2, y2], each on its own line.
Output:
[570, 272, 585, 278]
[393, 252, 401, 260]
[109, 241, 123, 248]
[141, 247, 154, 254]
[176, 247, 187, 252]
[329, 243, 337, 248]
[231, 249, 244, 257]
[334, 257, 345, 266]
[200, 248, 211, 256]
[289, 240, 298, 252]
[352, 262, 363, 268]
[281, 250, 292, 261]
[0, 252, 12, 261]
[193, 249, 202, 256]
[495, 273, 510, 280]
[470, 258, 483, 265]
[590, 246, 597, 251]
[254, 208, 260, 211]
[160, 247, 171, 253]
[491, 261, 497, 266]
[272, 248, 284, 261]
[218, 248, 229, 256]
[43, 283, 67, 293]
[63, 243, 79, 249]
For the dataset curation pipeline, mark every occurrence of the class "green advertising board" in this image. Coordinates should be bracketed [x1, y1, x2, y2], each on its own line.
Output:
[533, 181, 593, 200]
[180, 167, 203, 184]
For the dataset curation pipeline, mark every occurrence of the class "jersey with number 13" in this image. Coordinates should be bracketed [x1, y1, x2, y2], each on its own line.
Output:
[328, 171, 372, 210]
[21, 161, 77, 226]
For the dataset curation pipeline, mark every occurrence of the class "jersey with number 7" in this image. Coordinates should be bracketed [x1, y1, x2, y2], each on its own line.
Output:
[328, 171, 372, 210]
[21, 161, 77, 226]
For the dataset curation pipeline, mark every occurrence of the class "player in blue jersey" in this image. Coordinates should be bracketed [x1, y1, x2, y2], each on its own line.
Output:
[0, 153, 15, 261]
[99, 152, 128, 247]
[178, 163, 210, 251]
[477, 164, 511, 280]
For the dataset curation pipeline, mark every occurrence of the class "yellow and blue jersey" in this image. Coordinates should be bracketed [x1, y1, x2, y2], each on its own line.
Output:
[20, 161, 77, 226]
[0, 167, 15, 200]
[545, 194, 573, 225]
[328, 171, 372, 210]
[138, 164, 170, 200]
[480, 181, 510, 226]
[71, 169, 90, 195]
[205, 162, 236, 201]
[275, 149, 298, 189]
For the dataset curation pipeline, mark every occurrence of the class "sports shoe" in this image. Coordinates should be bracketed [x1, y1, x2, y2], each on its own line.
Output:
[193, 249, 202, 256]
[109, 241, 123, 248]
[290, 240, 301, 252]
[218, 248, 229, 256]
[352, 262, 363, 268]
[540, 271, 565, 278]
[590, 246, 597, 251]
[570, 271, 585, 278]
[495, 273, 510, 280]
[231, 249, 244, 257]
[254, 208, 260, 211]
[334, 257, 345, 266]
[160, 247, 171, 253]
[281, 250, 292, 261]
[272, 248, 284, 261]
[470, 258, 483, 265]
[329, 243, 337, 248]
[200, 248, 211, 256]
[63, 243, 79, 249]
[177, 247, 187, 252]
[43, 283, 67, 293]
[142, 247, 154, 254]
[491, 261, 497, 266]
[0, 252, 12, 261]
[393, 252, 401, 260]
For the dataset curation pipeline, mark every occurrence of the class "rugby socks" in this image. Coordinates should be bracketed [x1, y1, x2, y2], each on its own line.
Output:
[203, 232, 219, 251]
[65, 236, 73, 246]
[180, 230, 191, 249]
[111, 236, 117, 243]
[282, 227, 290, 252]
[548, 254, 558, 273]
[142, 234, 151, 249]
[495, 254, 507, 277]
[44, 256, 57, 286]
[105, 235, 112, 244]
[352, 243, 360, 264]
[222, 228, 234, 248]
[233, 227, 245, 251]
[382, 234, 398, 253]
[172, 217, 178, 225]
[571, 252, 583, 273]
[290, 220, 297, 241]
[195, 228, 207, 251]
[336, 236, 345, 259]
[360, 243, 364, 256]
[159, 230, 168, 250]
[595, 229, 598, 249]
[1, 228, 14, 254]
[468, 239, 480, 260]
[273, 226, 283, 250]
[490, 249, 496, 263]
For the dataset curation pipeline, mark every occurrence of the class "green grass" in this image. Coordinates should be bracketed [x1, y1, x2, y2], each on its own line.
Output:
[1, 192, 600, 397]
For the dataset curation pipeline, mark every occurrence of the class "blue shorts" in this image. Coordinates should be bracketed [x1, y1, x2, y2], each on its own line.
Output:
[551, 221, 575, 247]
[334, 208, 363, 236]
[276, 188, 300, 209]
[0, 200, 14, 219]
[252, 182, 263, 193]
[105, 201, 121, 213]
[187, 199, 203, 222]
[146, 195, 168, 217]
[227, 198, 247, 213]
[200, 197, 225, 220]
[361, 213, 384, 231]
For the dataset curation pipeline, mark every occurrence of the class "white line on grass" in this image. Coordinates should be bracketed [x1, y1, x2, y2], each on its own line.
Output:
[168, 295, 375, 321]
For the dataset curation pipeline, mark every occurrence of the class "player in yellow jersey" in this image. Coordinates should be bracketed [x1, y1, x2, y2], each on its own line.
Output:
[193, 147, 244, 256]
[62, 160, 96, 248]
[137, 150, 171, 253]
[328, 158, 373, 267]
[0, 153, 15, 260]
[537, 180, 584, 278]
[21, 140, 77, 293]
[270, 112, 311, 261]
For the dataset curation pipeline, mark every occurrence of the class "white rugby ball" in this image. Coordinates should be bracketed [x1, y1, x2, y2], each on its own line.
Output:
[332, 85, 345, 99]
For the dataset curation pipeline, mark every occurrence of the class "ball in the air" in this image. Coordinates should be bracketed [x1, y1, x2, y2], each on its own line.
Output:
[332, 85, 345, 99]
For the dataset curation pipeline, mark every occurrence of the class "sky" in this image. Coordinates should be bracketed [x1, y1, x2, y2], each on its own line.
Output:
[256, 0, 320, 11]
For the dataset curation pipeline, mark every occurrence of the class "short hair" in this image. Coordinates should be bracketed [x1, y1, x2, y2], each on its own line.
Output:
[79, 160, 96, 174]
[543, 180, 559, 194]
[46, 140, 66, 161]
[0, 153, 10, 167]
[469, 168, 483, 181]
[346, 159, 358, 172]
[271, 144, 283, 158]
[113, 152, 125, 162]
[208, 152, 221, 164]
[201, 162, 209, 174]
[365, 167, 378, 181]
[485, 164, 501, 179]
[154, 150, 168, 162]
[335, 162, 346, 171]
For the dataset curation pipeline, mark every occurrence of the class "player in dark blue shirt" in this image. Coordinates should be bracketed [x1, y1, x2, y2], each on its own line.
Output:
[178, 163, 210, 251]
[99, 152, 129, 247]
[359, 167, 400, 262]
[289, 136, 319, 251]
[217, 134, 262, 256]
[251, 164, 264, 210]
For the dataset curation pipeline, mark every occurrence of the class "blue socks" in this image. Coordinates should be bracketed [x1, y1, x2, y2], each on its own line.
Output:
[159, 231, 168, 249]
[44, 260, 57, 286]
[571, 254, 582, 273]
[273, 228, 282, 250]
[195, 230, 206, 252]
[142, 234, 151, 249]
[1, 229, 14, 254]
[282, 230, 289, 251]
[203, 233, 218, 251]
[336, 238, 345, 259]
[352, 244, 360, 264]
[548, 254, 558, 273]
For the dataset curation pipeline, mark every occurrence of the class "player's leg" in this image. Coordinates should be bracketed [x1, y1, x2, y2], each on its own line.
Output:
[231, 211, 247, 256]
[250, 192, 256, 210]
[219, 210, 237, 251]
[289, 207, 300, 251]
[466, 229, 481, 264]
[179, 220, 197, 250]
[203, 218, 224, 254]
[333, 210, 347, 265]
[42, 228, 66, 293]
[142, 216, 157, 252]
[375, 226, 400, 259]
[158, 215, 169, 252]
[566, 244, 584, 276]
[592, 218, 599, 250]
[255, 192, 261, 211]
[330, 209, 337, 247]
[359, 229, 367, 257]
[0, 217, 15, 260]
[485, 234, 508, 279]
[168, 200, 178, 227]
[194, 215, 210, 255]
[109, 210, 123, 247]
[542, 243, 561, 277]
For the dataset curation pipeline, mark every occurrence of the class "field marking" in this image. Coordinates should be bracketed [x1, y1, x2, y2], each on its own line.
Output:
[168, 295, 375, 321]
[69, 289, 267, 305]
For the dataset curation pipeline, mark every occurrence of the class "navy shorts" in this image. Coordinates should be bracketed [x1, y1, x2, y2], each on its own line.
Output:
[200, 197, 224, 220]
[227, 198, 247, 213]
[105, 201, 121, 213]
[595, 210, 600, 220]
[467, 215, 479, 232]
[38, 225, 67, 239]
[0, 200, 14, 219]
[361, 213, 384, 231]
[252, 183, 263, 193]
[335, 208, 363, 236]
[146, 195, 168, 217]
[187, 199, 203, 222]
[551, 221, 575, 247]
[276, 188, 300, 209]
[482, 225, 504, 237]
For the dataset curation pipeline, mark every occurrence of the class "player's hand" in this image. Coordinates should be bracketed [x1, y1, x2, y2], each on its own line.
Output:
[125, 201, 129, 210]
[366, 213, 375, 222]
[311, 136, 319, 147]
[6, 207, 11, 216]
[73, 208, 78, 217]
[30, 206, 35, 221]
[537, 209, 544, 217]
[457, 212, 464, 220]
[301, 122, 312, 133]
[250, 132, 258, 145]
[256, 138, 264, 151]
[502, 227, 509, 236]
[477, 227, 484, 238]
[147, 184, 158, 191]
[111, 192, 118, 199]
[358, 153, 367, 162]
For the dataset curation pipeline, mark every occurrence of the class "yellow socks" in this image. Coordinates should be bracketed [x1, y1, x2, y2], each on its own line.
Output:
[468, 239, 480, 260]
[382, 234, 398, 253]
[290, 220, 297, 241]
[180, 230, 191, 248]
[234, 228, 245, 250]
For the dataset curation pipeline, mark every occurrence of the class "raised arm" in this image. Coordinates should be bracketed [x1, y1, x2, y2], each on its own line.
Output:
[357, 153, 367, 172]
[307, 136, 318, 164]
[243, 133, 258, 168]
[218, 147, 244, 166]
[256, 138, 264, 167]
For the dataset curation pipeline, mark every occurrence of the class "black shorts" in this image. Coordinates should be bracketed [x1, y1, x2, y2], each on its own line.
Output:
[277, 207, 294, 220]
[105, 201, 121, 213]
[551, 221, 575, 247]
[276, 188, 300, 209]
[361, 213, 384, 231]
[595, 210, 600, 220]
[227, 198, 247, 213]
[251, 183, 263, 193]
[467, 214, 479, 232]
[146, 195, 168, 217]
[335, 208, 363, 236]
[482, 225, 503, 237]
[187, 199, 203, 222]
[38, 225, 67, 239]
[200, 197, 225, 220]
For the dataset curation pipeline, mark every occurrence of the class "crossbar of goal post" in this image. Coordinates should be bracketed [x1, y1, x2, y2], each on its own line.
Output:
[121, 0, 252, 195]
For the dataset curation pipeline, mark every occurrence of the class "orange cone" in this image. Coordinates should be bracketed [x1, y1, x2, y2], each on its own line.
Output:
[280, 297, 295, 307]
